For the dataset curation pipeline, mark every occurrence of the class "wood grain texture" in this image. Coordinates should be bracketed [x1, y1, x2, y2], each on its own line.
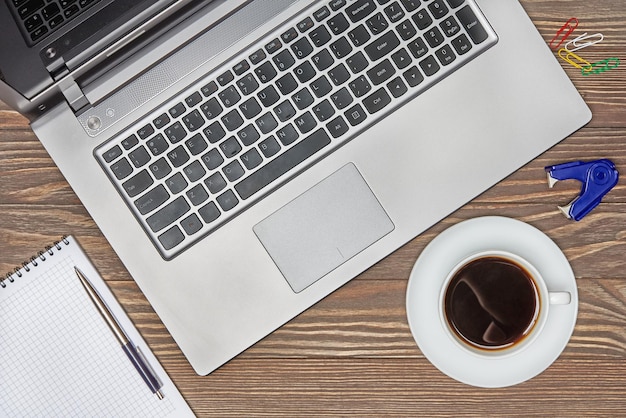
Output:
[1, 0, 625, 416]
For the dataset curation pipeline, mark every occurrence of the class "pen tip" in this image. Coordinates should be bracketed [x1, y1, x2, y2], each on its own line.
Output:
[156, 390, 165, 400]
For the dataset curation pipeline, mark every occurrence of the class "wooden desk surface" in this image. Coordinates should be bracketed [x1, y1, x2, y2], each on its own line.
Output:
[1, 1, 625, 415]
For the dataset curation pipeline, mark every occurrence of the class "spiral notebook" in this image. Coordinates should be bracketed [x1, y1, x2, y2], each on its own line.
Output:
[0, 236, 194, 417]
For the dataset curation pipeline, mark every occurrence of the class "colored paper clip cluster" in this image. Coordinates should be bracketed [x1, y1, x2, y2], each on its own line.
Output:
[545, 159, 619, 221]
[550, 18, 619, 76]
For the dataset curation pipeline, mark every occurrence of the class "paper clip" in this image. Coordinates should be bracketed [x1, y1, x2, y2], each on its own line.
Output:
[564, 32, 604, 52]
[546, 159, 619, 221]
[558, 48, 593, 71]
[549, 18, 578, 50]
[582, 57, 620, 76]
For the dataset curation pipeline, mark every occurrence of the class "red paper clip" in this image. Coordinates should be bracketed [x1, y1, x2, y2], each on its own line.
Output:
[549, 18, 579, 50]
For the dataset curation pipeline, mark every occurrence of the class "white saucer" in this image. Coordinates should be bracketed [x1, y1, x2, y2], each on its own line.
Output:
[406, 216, 578, 388]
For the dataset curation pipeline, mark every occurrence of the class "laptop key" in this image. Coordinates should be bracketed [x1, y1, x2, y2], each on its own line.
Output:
[367, 13, 389, 35]
[111, 158, 133, 180]
[137, 124, 155, 140]
[200, 97, 223, 120]
[123, 169, 153, 198]
[420, 55, 441, 76]
[348, 75, 372, 97]
[412, 8, 433, 30]
[330, 37, 353, 59]
[363, 88, 391, 114]
[364, 30, 400, 61]
[185, 92, 202, 107]
[201, 149, 224, 171]
[451, 33, 472, 55]
[169, 102, 186, 118]
[223, 160, 245, 182]
[183, 161, 206, 182]
[273, 49, 296, 71]
[147, 134, 169, 156]
[181, 213, 203, 235]
[309, 25, 332, 47]
[428, 0, 449, 19]
[217, 190, 239, 211]
[235, 128, 331, 200]
[205, 172, 227, 194]
[219, 86, 241, 107]
[329, 0, 346, 12]
[135, 185, 169, 215]
[165, 172, 188, 194]
[187, 184, 209, 206]
[446, 0, 465, 8]
[313, 99, 335, 121]
[164, 121, 187, 143]
[276, 124, 299, 145]
[221, 109, 244, 131]
[348, 24, 370, 47]
[259, 135, 281, 158]
[345, 103, 367, 126]
[425, 26, 445, 48]
[128, 146, 151, 168]
[167, 145, 190, 168]
[158, 226, 185, 250]
[327, 13, 350, 35]
[345, 0, 376, 23]
[182, 110, 205, 132]
[367, 59, 396, 85]
[387, 76, 408, 97]
[149, 157, 172, 180]
[255, 61, 278, 83]
[401, 0, 421, 12]
[198, 202, 220, 223]
[147, 196, 190, 232]
[103, 145, 122, 163]
[456, 5, 488, 44]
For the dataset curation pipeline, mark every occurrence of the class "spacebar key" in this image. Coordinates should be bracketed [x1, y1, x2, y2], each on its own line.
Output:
[235, 128, 331, 200]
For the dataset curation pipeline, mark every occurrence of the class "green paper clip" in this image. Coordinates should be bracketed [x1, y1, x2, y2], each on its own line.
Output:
[582, 57, 620, 76]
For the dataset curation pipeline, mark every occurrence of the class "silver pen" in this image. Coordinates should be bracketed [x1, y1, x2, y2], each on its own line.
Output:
[75, 267, 164, 400]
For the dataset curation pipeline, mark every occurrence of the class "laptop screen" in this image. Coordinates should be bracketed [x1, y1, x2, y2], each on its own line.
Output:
[0, 0, 192, 104]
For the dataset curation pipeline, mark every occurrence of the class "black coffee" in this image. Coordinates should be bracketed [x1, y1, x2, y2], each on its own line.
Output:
[444, 256, 539, 350]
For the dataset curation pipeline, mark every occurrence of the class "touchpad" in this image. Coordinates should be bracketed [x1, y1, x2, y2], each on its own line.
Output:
[253, 163, 394, 293]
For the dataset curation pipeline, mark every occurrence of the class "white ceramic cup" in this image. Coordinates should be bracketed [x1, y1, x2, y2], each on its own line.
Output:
[439, 250, 571, 358]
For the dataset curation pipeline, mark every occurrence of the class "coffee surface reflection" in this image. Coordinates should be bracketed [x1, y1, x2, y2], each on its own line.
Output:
[444, 256, 539, 350]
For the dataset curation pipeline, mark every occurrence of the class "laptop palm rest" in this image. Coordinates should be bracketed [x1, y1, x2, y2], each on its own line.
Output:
[253, 163, 394, 293]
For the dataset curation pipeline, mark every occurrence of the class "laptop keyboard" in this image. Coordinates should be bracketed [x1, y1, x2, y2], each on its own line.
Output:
[95, 0, 497, 259]
[9, 0, 100, 44]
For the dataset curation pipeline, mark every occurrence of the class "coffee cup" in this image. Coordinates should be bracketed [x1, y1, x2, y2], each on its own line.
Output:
[440, 250, 571, 358]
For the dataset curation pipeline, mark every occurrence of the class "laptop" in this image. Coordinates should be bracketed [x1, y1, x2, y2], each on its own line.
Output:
[0, 0, 591, 375]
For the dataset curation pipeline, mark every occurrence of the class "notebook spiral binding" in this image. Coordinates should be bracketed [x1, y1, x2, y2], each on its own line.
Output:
[1, 236, 70, 289]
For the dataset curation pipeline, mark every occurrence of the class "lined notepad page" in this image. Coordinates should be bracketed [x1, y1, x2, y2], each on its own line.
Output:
[0, 237, 194, 417]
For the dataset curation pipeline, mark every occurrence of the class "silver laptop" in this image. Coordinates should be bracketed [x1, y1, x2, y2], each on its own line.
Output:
[0, 0, 591, 375]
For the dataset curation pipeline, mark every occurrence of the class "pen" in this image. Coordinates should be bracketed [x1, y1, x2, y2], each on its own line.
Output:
[75, 267, 164, 400]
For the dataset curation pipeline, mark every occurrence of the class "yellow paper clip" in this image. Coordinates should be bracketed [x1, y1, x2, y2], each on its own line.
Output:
[558, 48, 593, 71]
[582, 57, 620, 76]
[549, 18, 578, 50]
[565, 32, 604, 52]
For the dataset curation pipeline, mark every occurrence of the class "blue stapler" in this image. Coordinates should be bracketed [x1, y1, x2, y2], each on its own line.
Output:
[545, 159, 619, 221]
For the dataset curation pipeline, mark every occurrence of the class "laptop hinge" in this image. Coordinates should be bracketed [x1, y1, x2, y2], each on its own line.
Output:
[58, 77, 90, 113]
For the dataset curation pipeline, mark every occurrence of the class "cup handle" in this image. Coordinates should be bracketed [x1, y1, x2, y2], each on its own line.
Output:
[549, 291, 571, 305]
